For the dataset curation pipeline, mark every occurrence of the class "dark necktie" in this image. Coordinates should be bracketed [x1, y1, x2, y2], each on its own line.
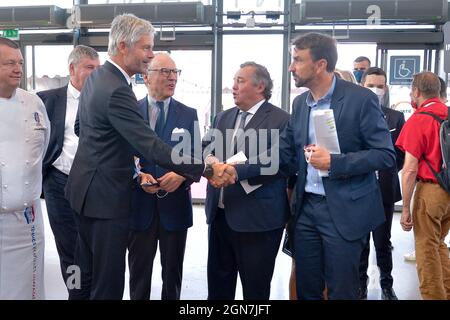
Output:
[233, 111, 249, 153]
[128, 82, 132, 89]
[154, 101, 165, 136]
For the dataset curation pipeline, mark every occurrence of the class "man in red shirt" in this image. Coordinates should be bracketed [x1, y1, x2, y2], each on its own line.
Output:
[396, 71, 450, 300]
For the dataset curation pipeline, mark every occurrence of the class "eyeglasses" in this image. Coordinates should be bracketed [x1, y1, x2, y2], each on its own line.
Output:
[149, 68, 182, 77]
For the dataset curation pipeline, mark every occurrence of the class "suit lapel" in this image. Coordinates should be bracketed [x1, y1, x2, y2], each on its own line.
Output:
[330, 78, 345, 125]
[162, 98, 180, 141]
[219, 108, 239, 161]
[382, 107, 391, 126]
[139, 98, 150, 126]
[54, 86, 68, 148]
[235, 101, 270, 151]
[298, 97, 310, 147]
[103, 61, 129, 86]
[244, 101, 270, 130]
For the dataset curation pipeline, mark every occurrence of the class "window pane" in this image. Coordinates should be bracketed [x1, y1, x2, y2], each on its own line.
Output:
[88, 0, 212, 4]
[222, 34, 284, 110]
[224, 0, 283, 11]
[6, 0, 73, 8]
[26, 45, 73, 92]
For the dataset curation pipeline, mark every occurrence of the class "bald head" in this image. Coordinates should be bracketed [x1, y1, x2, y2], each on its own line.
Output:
[144, 53, 179, 101]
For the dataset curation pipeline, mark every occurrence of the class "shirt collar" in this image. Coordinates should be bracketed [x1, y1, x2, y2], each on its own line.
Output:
[67, 81, 80, 100]
[416, 97, 443, 110]
[0, 88, 18, 101]
[107, 58, 132, 86]
[147, 95, 171, 108]
[240, 99, 265, 115]
[306, 75, 336, 107]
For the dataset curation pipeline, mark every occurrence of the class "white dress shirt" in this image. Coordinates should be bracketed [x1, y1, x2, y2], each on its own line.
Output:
[218, 99, 265, 209]
[52, 82, 80, 175]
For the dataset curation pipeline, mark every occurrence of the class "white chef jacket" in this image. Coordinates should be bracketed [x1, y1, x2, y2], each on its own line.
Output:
[0, 88, 50, 213]
[0, 88, 50, 300]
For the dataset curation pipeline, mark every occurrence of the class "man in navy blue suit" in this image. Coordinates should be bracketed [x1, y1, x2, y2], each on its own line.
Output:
[37, 45, 100, 292]
[204, 62, 290, 300]
[127, 53, 200, 300]
[278, 33, 396, 299]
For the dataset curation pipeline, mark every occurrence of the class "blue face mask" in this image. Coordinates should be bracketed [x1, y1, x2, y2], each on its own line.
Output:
[353, 70, 364, 83]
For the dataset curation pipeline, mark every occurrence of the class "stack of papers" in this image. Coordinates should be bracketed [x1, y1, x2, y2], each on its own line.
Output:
[311, 109, 341, 177]
[226, 151, 262, 194]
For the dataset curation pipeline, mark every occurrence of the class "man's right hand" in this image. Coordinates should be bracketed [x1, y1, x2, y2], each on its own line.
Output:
[208, 163, 237, 188]
[400, 207, 413, 232]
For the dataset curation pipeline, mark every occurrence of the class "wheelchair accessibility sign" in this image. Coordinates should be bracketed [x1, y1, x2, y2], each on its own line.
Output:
[389, 56, 420, 85]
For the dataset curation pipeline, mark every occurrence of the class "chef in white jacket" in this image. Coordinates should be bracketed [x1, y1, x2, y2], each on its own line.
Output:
[0, 37, 50, 299]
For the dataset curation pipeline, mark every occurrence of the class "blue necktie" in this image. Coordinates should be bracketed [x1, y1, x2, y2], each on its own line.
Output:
[155, 101, 165, 137]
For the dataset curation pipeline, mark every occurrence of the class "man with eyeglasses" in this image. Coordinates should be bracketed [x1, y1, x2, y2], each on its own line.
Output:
[0, 37, 50, 299]
[127, 53, 200, 300]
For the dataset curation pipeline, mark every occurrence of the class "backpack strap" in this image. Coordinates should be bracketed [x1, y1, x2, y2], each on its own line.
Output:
[417, 111, 445, 123]
[421, 154, 440, 182]
[418, 110, 446, 181]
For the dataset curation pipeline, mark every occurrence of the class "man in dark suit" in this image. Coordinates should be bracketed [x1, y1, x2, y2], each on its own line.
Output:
[203, 61, 290, 300]
[359, 67, 405, 300]
[128, 53, 200, 300]
[65, 14, 235, 300]
[277, 33, 396, 299]
[37, 45, 100, 292]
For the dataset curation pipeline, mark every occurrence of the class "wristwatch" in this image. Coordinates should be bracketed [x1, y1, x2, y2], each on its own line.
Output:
[203, 163, 214, 179]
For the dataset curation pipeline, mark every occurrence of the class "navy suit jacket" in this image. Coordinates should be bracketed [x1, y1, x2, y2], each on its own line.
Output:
[378, 107, 405, 206]
[204, 101, 290, 232]
[65, 61, 204, 220]
[37, 85, 68, 178]
[130, 97, 200, 231]
[278, 78, 396, 241]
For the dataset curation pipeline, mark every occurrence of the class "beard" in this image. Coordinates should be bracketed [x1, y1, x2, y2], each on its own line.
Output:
[292, 72, 313, 88]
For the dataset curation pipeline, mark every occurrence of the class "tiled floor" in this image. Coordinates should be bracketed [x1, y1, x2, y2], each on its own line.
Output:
[43, 200, 433, 300]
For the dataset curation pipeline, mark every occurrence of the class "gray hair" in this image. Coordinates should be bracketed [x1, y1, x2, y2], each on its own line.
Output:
[0, 37, 19, 49]
[240, 61, 273, 100]
[68, 45, 99, 65]
[108, 13, 154, 56]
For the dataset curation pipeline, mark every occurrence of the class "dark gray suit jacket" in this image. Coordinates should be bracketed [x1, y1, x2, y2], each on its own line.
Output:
[204, 101, 290, 232]
[65, 61, 204, 219]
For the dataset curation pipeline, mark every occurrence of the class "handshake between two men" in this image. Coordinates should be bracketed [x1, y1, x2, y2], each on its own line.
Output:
[139, 162, 238, 194]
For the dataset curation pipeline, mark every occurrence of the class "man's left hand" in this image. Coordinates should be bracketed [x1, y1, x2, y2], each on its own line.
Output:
[308, 145, 331, 170]
[158, 172, 186, 193]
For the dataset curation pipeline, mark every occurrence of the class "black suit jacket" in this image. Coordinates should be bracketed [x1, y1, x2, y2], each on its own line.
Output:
[65, 61, 204, 220]
[37, 85, 68, 178]
[378, 106, 405, 205]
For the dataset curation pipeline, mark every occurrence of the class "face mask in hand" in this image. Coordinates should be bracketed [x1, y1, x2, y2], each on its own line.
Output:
[353, 70, 364, 83]
[367, 87, 385, 107]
